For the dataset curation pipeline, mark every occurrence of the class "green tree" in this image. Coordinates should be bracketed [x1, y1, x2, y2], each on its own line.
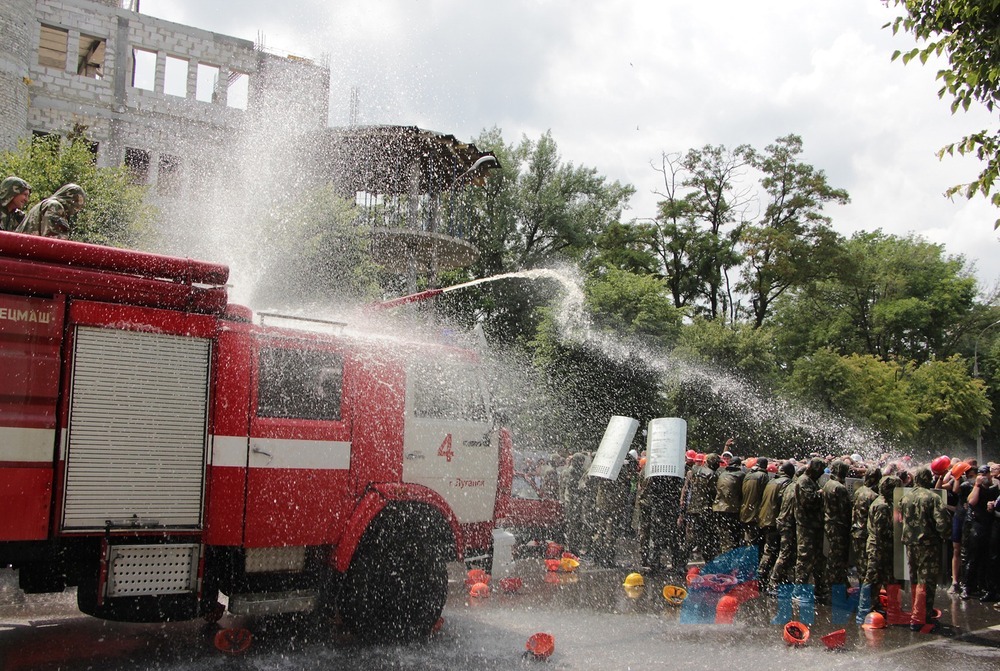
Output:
[785, 348, 923, 439]
[585, 269, 684, 341]
[908, 355, 992, 446]
[771, 231, 977, 365]
[739, 135, 850, 327]
[0, 133, 152, 245]
[887, 1, 1000, 225]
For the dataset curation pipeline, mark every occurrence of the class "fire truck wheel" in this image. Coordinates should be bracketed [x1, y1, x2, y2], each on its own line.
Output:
[338, 503, 451, 643]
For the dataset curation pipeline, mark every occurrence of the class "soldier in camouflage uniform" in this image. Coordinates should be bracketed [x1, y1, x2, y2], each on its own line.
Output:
[769, 463, 800, 588]
[0, 176, 31, 232]
[591, 452, 639, 567]
[713, 456, 745, 553]
[758, 460, 795, 589]
[637, 471, 687, 576]
[740, 457, 770, 554]
[823, 460, 852, 589]
[900, 467, 950, 630]
[856, 474, 901, 623]
[680, 453, 721, 563]
[850, 466, 881, 580]
[794, 457, 828, 604]
[18, 183, 85, 239]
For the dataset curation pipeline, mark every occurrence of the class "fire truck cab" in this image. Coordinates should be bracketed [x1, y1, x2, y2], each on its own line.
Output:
[0, 232, 513, 642]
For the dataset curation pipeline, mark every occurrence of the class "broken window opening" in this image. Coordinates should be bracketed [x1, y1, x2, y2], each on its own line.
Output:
[157, 154, 181, 195]
[226, 71, 249, 110]
[195, 63, 220, 103]
[164, 56, 189, 98]
[131, 47, 155, 91]
[77, 35, 106, 79]
[39, 25, 69, 70]
[124, 147, 150, 185]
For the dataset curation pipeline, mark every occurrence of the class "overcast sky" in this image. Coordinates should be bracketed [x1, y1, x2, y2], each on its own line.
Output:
[140, 0, 1000, 291]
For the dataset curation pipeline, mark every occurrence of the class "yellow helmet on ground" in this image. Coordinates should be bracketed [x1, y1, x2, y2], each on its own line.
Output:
[623, 572, 644, 587]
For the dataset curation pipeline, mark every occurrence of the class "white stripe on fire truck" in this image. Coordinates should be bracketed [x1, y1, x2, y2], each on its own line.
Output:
[0, 426, 56, 465]
[211, 436, 351, 470]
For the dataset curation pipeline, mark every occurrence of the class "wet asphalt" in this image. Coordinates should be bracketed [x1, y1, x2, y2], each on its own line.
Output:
[1, 552, 999, 671]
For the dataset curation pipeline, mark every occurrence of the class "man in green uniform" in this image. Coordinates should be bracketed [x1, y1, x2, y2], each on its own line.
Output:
[823, 460, 852, 589]
[680, 453, 721, 563]
[856, 474, 901, 623]
[740, 457, 770, 556]
[18, 183, 86, 238]
[758, 461, 795, 590]
[794, 457, 828, 613]
[713, 456, 745, 553]
[0, 176, 31, 232]
[900, 467, 950, 631]
[851, 466, 882, 580]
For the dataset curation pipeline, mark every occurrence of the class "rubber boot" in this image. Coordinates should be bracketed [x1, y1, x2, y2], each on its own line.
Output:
[771, 583, 794, 625]
[793, 583, 815, 625]
[831, 582, 852, 625]
[855, 583, 873, 625]
[910, 584, 930, 632]
[885, 583, 911, 625]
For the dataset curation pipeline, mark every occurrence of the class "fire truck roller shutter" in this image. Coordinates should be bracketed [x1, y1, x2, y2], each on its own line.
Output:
[337, 501, 453, 643]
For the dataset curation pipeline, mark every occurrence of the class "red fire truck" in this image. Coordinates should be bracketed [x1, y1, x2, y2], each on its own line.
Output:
[0, 231, 514, 642]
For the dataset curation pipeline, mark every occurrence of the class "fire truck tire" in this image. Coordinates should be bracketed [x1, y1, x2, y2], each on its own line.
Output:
[338, 503, 451, 643]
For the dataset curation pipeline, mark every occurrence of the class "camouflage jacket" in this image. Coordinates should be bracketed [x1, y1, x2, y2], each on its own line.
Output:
[686, 465, 718, 515]
[758, 474, 791, 528]
[793, 474, 824, 533]
[865, 496, 893, 560]
[775, 477, 798, 530]
[822, 478, 852, 536]
[900, 486, 950, 547]
[713, 466, 745, 513]
[740, 468, 770, 524]
[850, 484, 878, 538]
[0, 207, 26, 232]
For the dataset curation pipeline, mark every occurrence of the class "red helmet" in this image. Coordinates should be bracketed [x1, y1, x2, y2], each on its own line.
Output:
[685, 449, 697, 461]
[930, 455, 950, 476]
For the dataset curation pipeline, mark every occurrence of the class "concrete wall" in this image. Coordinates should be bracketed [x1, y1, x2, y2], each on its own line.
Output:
[2, 0, 329, 190]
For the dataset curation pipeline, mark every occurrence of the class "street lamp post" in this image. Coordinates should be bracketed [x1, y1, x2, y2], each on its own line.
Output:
[973, 318, 1000, 464]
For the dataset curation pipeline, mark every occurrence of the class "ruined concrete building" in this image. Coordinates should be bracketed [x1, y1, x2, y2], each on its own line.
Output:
[0, 0, 495, 286]
[0, 0, 328, 193]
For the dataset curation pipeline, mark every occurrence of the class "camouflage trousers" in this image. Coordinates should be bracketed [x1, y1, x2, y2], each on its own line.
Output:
[686, 513, 720, 564]
[795, 527, 827, 598]
[757, 526, 780, 586]
[851, 532, 868, 579]
[864, 545, 894, 587]
[769, 524, 797, 585]
[826, 528, 851, 587]
[907, 544, 942, 612]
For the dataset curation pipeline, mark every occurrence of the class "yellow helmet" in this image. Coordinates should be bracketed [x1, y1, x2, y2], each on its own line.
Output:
[623, 572, 644, 587]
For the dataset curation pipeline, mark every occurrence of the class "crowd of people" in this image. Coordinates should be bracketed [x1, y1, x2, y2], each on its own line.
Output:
[1, 175, 87, 238]
[538, 443, 999, 631]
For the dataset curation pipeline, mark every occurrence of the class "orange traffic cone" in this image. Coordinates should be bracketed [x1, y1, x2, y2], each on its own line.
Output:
[885, 583, 911, 626]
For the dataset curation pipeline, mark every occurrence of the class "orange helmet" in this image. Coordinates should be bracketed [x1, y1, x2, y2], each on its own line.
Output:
[861, 611, 886, 630]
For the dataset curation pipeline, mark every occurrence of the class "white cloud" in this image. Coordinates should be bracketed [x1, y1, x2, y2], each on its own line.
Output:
[138, 0, 1000, 287]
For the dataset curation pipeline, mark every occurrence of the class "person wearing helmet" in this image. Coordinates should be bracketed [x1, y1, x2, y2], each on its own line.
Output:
[900, 467, 950, 630]
[590, 450, 640, 568]
[793, 457, 828, 607]
[636, 462, 687, 577]
[560, 452, 591, 554]
[769, 462, 802, 592]
[713, 456, 745, 553]
[850, 466, 882, 580]
[740, 457, 769, 555]
[17, 183, 86, 239]
[0, 176, 32, 232]
[757, 460, 795, 592]
[856, 474, 902, 624]
[823, 460, 852, 593]
[681, 452, 722, 563]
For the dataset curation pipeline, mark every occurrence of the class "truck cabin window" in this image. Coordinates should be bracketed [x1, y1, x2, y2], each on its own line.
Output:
[411, 360, 487, 421]
[258, 348, 343, 421]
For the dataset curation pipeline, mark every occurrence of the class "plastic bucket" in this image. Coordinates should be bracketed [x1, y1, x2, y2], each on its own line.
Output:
[492, 529, 516, 576]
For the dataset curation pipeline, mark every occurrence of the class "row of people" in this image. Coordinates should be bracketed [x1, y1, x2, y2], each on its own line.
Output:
[1, 176, 87, 238]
